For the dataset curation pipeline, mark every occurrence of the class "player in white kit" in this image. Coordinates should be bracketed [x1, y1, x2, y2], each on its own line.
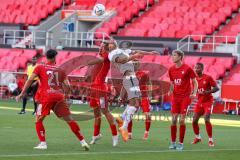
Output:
[107, 40, 155, 142]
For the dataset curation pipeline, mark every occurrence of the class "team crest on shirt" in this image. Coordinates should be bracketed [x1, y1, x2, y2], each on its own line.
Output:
[181, 71, 184, 74]
[203, 81, 206, 84]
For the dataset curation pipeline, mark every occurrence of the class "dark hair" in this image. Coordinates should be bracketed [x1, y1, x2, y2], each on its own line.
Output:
[119, 40, 133, 49]
[46, 49, 58, 59]
[102, 41, 110, 51]
[196, 62, 204, 69]
[172, 49, 184, 60]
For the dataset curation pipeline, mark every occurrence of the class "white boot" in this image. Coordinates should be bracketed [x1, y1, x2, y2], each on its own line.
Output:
[33, 142, 47, 150]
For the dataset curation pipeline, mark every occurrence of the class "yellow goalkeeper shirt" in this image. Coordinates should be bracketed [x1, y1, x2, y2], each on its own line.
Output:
[27, 64, 38, 80]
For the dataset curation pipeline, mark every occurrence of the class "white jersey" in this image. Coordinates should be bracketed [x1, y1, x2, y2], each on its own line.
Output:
[108, 48, 135, 74]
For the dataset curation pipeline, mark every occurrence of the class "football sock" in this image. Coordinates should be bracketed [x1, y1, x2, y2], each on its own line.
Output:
[67, 121, 84, 141]
[122, 106, 137, 129]
[110, 124, 118, 136]
[127, 120, 133, 133]
[205, 121, 213, 139]
[35, 121, 45, 142]
[145, 117, 151, 132]
[171, 125, 177, 142]
[179, 124, 186, 144]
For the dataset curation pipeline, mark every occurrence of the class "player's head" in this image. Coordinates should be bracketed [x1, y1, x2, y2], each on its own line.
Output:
[99, 41, 110, 55]
[133, 60, 140, 70]
[46, 49, 58, 62]
[171, 49, 184, 63]
[195, 62, 204, 75]
[119, 40, 133, 50]
[107, 40, 117, 51]
[31, 57, 37, 65]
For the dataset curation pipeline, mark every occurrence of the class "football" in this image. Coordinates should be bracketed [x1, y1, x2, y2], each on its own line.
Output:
[93, 3, 105, 16]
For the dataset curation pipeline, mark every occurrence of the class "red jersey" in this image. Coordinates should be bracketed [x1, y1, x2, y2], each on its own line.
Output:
[196, 74, 217, 103]
[93, 51, 110, 84]
[136, 70, 150, 97]
[33, 62, 66, 103]
[169, 64, 196, 99]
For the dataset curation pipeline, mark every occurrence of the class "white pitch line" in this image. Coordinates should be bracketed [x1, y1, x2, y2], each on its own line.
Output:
[0, 148, 240, 158]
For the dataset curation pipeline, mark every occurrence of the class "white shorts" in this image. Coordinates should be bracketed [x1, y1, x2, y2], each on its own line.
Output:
[123, 74, 141, 100]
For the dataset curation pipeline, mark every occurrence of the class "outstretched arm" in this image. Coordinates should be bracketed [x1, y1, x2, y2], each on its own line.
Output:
[115, 53, 144, 64]
[87, 57, 104, 66]
[134, 50, 159, 55]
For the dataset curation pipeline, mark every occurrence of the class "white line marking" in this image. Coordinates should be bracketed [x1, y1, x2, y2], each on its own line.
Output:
[0, 148, 239, 157]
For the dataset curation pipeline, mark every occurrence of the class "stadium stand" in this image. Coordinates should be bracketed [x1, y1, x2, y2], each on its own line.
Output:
[0, 48, 37, 71]
[37, 50, 235, 79]
[91, 0, 155, 37]
[0, 0, 239, 114]
[214, 14, 240, 43]
[0, 0, 71, 25]
[0, 48, 235, 79]
[118, 0, 239, 40]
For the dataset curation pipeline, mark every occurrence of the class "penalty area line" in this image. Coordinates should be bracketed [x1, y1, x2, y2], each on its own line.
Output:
[0, 148, 240, 157]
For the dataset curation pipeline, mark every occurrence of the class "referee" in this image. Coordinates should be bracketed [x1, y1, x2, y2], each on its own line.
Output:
[18, 57, 39, 115]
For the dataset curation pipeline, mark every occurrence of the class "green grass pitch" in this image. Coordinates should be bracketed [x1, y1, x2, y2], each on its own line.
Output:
[0, 100, 240, 160]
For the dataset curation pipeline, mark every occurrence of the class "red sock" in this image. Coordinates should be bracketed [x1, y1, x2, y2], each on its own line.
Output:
[145, 118, 151, 132]
[128, 120, 133, 133]
[67, 121, 84, 141]
[205, 121, 212, 138]
[93, 124, 101, 136]
[35, 121, 45, 142]
[192, 122, 200, 135]
[171, 125, 177, 142]
[93, 117, 101, 136]
[179, 124, 186, 143]
[110, 124, 118, 136]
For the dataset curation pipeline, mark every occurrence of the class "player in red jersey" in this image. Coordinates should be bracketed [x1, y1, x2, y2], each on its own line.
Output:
[127, 61, 152, 140]
[84, 42, 118, 146]
[16, 49, 90, 150]
[191, 62, 219, 147]
[168, 50, 198, 150]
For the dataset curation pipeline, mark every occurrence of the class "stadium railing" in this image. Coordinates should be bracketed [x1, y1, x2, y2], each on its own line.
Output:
[177, 34, 240, 54]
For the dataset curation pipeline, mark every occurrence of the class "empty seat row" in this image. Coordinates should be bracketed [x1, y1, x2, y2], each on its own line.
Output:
[0, 0, 71, 25]
[0, 48, 37, 71]
[118, 0, 237, 39]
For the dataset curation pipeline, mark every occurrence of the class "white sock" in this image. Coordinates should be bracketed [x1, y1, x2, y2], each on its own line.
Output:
[80, 139, 86, 145]
[121, 106, 129, 120]
[40, 141, 47, 145]
[196, 134, 201, 139]
[122, 106, 137, 129]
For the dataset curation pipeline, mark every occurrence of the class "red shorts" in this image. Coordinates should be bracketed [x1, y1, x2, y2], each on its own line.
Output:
[89, 83, 108, 109]
[194, 101, 213, 115]
[171, 96, 191, 114]
[141, 97, 150, 113]
[36, 93, 70, 117]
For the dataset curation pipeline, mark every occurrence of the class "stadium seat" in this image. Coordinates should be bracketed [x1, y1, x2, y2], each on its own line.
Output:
[117, 0, 237, 38]
[0, 0, 70, 25]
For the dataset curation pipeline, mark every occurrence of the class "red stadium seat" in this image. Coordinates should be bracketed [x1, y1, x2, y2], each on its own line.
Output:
[147, 29, 161, 37]
[200, 57, 216, 65]
[0, 0, 70, 25]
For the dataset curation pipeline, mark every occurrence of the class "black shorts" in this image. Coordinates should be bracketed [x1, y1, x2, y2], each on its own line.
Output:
[26, 80, 38, 96]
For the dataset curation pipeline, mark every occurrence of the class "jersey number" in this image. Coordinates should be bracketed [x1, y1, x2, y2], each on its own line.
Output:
[174, 79, 182, 85]
[47, 71, 59, 86]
